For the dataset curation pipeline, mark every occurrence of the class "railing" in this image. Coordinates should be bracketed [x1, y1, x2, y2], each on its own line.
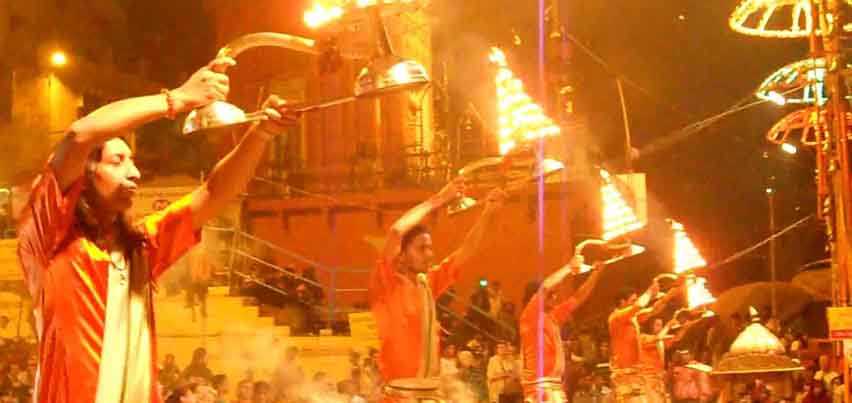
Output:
[206, 225, 516, 340]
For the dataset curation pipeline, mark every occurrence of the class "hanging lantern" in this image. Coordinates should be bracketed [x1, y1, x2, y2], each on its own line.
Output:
[601, 169, 644, 241]
[672, 220, 707, 274]
[490, 47, 561, 156]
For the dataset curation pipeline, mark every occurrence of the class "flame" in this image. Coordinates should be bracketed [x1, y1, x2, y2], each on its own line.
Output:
[672, 220, 707, 273]
[491, 47, 561, 155]
[600, 169, 644, 241]
[304, 0, 420, 29]
[686, 276, 716, 310]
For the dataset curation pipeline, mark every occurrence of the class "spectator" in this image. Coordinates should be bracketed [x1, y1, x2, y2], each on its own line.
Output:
[497, 302, 517, 342]
[166, 382, 198, 403]
[0, 316, 13, 340]
[487, 281, 504, 323]
[468, 283, 492, 333]
[441, 344, 460, 377]
[486, 341, 520, 403]
[272, 346, 304, 399]
[159, 353, 182, 394]
[577, 326, 598, 365]
[182, 348, 215, 384]
[458, 350, 487, 402]
[253, 381, 273, 403]
[597, 341, 611, 367]
[563, 338, 587, 403]
[361, 348, 381, 399]
[0, 388, 16, 403]
[298, 267, 325, 304]
[212, 374, 229, 403]
[794, 375, 811, 403]
[0, 203, 11, 238]
[749, 379, 772, 403]
[186, 244, 214, 321]
[803, 380, 831, 403]
[814, 355, 839, 390]
[671, 350, 712, 403]
[831, 376, 843, 403]
[312, 371, 333, 394]
[235, 379, 253, 403]
[349, 351, 362, 372]
[348, 368, 363, 396]
[338, 379, 367, 403]
[791, 332, 808, 354]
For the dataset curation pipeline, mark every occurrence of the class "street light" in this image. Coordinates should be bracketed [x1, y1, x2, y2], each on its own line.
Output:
[50, 51, 67, 67]
[781, 143, 798, 154]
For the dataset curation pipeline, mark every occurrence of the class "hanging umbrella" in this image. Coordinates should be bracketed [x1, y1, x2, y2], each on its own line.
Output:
[711, 282, 813, 321]
[792, 259, 832, 302]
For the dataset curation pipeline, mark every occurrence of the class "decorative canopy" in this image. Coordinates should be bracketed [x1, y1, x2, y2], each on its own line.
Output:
[714, 313, 803, 375]
[756, 58, 827, 106]
[729, 0, 852, 38]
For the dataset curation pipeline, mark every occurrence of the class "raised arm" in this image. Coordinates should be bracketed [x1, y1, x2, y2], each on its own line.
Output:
[551, 261, 605, 322]
[445, 188, 506, 268]
[189, 95, 299, 229]
[381, 178, 463, 262]
[541, 256, 583, 292]
[52, 58, 234, 191]
[637, 285, 682, 325]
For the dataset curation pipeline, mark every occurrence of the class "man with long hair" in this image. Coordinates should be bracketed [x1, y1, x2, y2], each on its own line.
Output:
[17, 56, 297, 403]
[370, 182, 506, 382]
[518, 257, 604, 403]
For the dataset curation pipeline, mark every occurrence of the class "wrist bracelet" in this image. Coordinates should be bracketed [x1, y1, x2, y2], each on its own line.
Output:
[161, 89, 176, 120]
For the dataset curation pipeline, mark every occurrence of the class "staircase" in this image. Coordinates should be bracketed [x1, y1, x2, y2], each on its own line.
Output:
[154, 285, 378, 390]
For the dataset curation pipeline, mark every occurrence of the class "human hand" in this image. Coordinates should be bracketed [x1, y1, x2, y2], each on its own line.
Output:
[483, 187, 508, 211]
[437, 176, 466, 204]
[171, 57, 235, 112]
[256, 95, 301, 136]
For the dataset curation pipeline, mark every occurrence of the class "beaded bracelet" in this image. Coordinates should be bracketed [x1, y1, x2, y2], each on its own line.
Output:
[161, 89, 176, 120]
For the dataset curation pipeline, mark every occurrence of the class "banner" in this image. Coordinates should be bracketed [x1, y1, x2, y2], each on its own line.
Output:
[827, 307, 852, 339]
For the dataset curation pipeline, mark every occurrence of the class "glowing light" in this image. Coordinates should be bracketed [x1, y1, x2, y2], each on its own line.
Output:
[490, 47, 561, 155]
[50, 51, 67, 67]
[767, 91, 787, 106]
[601, 169, 644, 241]
[388, 62, 411, 84]
[685, 276, 716, 310]
[303, 0, 423, 29]
[781, 143, 798, 154]
[756, 58, 833, 106]
[729, 0, 815, 38]
[672, 220, 706, 274]
[766, 188, 774, 194]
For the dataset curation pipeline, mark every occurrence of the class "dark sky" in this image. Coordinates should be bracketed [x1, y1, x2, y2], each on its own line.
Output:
[125, 0, 826, 289]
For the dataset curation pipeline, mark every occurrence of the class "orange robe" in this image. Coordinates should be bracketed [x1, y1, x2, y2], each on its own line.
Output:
[17, 168, 200, 403]
[519, 291, 576, 382]
[518, 292, 576, 403]
[369, 257, 458, 382]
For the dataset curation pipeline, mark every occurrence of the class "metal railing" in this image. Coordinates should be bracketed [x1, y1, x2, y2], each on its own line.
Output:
[207, 225, 516, 339]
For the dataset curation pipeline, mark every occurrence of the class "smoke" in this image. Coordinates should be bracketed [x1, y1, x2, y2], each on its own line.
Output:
[439, 376, 479, 403]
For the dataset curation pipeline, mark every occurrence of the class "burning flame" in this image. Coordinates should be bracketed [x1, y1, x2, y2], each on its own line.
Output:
[600, 169, 644, 241]
[491, 47, 560, 155]
[304, 0, 420, 29]
[685, 276, 716, 310]
[672, 220, 707, 274]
